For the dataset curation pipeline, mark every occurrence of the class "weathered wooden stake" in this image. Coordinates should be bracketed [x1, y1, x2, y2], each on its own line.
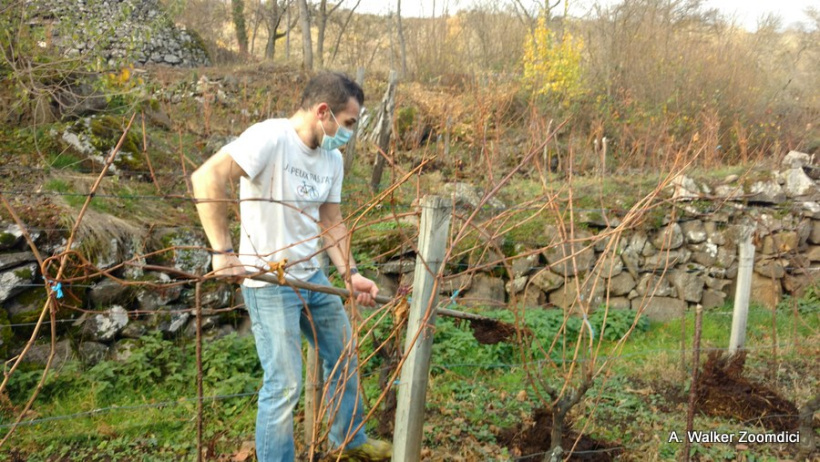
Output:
[304, 343, 323, 455]
[683, 304, 703, 462]
[370, 70, 398, 193]
[729, 225, 756, 355]
[392, 196, 451, 461]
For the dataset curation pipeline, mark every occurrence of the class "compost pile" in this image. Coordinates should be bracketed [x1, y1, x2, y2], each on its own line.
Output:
[496, 407, 622, 461]
[695, 351, 799, 432]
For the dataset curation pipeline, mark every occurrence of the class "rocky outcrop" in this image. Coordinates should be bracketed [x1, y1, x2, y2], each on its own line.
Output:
[29, 0, 209, 68]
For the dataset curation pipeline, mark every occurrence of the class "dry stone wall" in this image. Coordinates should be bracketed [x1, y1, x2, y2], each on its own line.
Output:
[30, 0, 209, 67]
[0, 153, 818, 365]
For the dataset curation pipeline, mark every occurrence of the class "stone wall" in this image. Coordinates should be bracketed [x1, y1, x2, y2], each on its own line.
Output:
[0, 152, 818, 366]
[31, 0, 209, 67]
[377, 151, 820, 322]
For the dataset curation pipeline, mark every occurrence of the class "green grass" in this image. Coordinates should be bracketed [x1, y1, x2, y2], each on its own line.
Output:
[2, 295, 817, 460]
[609, 300, 820, 370]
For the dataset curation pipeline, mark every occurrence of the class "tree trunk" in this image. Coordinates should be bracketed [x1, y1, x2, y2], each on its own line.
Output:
[329, 0, 361, 65]
[316, 1, 327, 68]
[232, 0, 249, 55]
[264, 0, 285, 60]
[297, 0, 313, 70]
[285, 0, 291, 59]
[397, 0, 407, 77]
[545, 407, 566, 462]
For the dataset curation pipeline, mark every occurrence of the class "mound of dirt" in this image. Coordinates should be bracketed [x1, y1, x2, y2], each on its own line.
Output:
[695, 351, 799, 432]
[469, 318, 520, 345]
[496, 407, 622, 461]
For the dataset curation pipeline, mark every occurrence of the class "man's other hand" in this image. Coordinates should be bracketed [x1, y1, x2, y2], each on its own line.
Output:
[350, 273, 379, 307]
[211, 254, 245, 283]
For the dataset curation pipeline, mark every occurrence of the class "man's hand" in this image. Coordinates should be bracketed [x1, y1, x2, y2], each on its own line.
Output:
[211, 253, 245, 282]
[350, 273, 379, 307]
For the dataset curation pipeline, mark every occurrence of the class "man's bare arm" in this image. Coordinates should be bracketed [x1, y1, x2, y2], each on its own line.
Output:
[319, 202, 379, 306]
[191, 150, 247, 276]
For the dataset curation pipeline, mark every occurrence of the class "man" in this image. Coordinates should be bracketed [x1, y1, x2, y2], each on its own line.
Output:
[191, 72, 391, 462]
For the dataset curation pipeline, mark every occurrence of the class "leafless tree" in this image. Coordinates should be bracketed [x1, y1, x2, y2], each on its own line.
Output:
[297, 0, 313, 69]
[328, 0, 363, 66]
[315, 1, 346, 69]
[510, 0, 560, 29]
[232, 0, 249, 55]
[263, 0, 290, 60]
[396, 0, 407, 77]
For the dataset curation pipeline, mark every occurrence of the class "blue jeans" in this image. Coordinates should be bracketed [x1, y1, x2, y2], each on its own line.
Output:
[242, 271, 367, 462]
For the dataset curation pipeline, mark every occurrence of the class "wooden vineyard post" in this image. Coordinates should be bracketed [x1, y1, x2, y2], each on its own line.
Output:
[729, 224, 756, 355]
[370, 70, 398, 193]
[392, 196, 451, 461]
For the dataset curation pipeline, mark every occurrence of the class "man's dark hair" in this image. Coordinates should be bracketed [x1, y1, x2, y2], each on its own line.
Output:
[300, 72, 364, 114]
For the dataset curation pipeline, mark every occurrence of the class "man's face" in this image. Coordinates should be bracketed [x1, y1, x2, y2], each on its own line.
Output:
[318, 97, 360, 138]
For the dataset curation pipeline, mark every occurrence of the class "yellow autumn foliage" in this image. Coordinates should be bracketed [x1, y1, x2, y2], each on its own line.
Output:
[522, 15, 585, 103]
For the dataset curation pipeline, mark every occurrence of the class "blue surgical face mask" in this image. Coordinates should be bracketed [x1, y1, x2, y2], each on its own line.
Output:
[320, 110, 353, 151]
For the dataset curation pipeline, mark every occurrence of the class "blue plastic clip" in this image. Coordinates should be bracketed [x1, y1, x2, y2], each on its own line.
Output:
[51, 282, 64, 299]
[449, 289, 460, 306]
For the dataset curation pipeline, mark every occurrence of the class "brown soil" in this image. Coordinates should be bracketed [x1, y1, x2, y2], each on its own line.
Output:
[496, 407, 622, 461]
[469, 318, 519, 345]
[695, 351, 799, 432]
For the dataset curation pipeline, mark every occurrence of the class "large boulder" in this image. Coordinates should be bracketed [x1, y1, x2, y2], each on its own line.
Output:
[593, 253, 624, 278]
[78, 341, 109, 366]
[760, 231, 799, 255]
[749, 181, 785, 204]
[636, 274, 677, 298]
[529, 268, 564, 293]
[680, 220, 707, 244]
[631, 297, 687, 322]
[607, 272, 636, 297]
[440, 183, 506, 213]
[782, 168, 817, 197]
[750, 273, 782, 310]
[701, 289, 727, 309]
[806, 246, 820, 262]
[20, 339, 74, 368]
[438, 273, 472, 295]
[0, 252, 37, 271]
[511, 252, 540, 278]
[781, 151, 812, 169]
[82, 305, 129, 342]
[506, 276, 527, 295]
[754, 258, 786, 279]
[542, 227, 596, 276]
[668, 269, 704, 303]
[459, 274, 505, 307]
[511, 285, 546, 308]
[669, 175, 702, 201]
[652, 223, 684, 250]
[643, 249, 691, 271]
[88, 278, 132, 306]
[135, 273, 183, 311]
[620, 248, 641, 279]
[0, 225, 25, 251]
[0, 263, 38, 304]
[547, 277, 605, 311]
[152, 305, 192, 337]
[690, 243, 718, 266]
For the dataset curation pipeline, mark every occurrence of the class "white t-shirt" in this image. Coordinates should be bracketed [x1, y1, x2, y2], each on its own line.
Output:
[221, 118, 344, 285]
